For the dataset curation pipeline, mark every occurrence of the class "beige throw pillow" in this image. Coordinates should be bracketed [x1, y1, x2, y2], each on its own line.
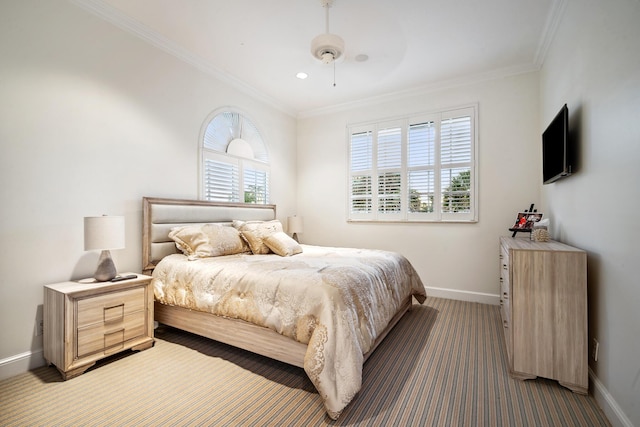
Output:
[233, 220, 283, 254]
[169, 223, 249, 260]
[263, 231, 303, 257]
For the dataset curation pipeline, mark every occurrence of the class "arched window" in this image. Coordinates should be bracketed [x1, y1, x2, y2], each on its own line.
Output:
[200, 110, 270, 204]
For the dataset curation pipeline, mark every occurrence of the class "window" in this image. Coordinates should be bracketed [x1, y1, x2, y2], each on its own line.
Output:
[348, 105, 477, 222]
[200, 111, 270, 204]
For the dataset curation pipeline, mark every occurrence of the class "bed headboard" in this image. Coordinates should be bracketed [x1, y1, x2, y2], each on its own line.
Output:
[142, 197, 276, 274]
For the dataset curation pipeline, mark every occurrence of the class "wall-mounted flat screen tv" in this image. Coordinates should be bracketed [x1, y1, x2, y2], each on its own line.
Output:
[542, 104, 571, 184]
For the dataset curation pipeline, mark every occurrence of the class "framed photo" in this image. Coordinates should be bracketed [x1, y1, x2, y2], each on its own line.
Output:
[511, 212, 543, 230]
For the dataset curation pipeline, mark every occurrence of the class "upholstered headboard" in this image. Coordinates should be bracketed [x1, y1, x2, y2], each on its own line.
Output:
[142, 197, 276, 274]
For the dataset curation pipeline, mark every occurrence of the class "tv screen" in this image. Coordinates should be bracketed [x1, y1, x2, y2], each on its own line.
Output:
[542, 104, 571, 184]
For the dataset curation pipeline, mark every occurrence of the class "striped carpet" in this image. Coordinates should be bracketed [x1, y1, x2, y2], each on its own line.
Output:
[0, 298, 609, 426]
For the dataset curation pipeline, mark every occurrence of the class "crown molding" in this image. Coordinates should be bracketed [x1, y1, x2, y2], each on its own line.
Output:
[534, 0, 567, 69]
[68, 0, 296, 117]
[69, 0, 560, 121]
[297, 62, 539, 119]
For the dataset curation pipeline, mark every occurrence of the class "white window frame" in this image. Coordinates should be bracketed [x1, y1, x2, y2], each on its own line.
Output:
[347, 105, 478, 223]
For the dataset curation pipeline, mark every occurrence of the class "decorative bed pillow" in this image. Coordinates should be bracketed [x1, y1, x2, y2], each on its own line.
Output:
[169, 223, 249, 260]
[263, 231, 303, 257]
[233, 220, 283, 254]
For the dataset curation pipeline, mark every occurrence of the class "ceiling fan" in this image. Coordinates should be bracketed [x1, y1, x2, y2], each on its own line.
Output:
[310, 0, 345, 65]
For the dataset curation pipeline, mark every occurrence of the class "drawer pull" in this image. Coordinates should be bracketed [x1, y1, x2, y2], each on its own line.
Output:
[104, 328, 125, 352]
[103, 303, 125, 323]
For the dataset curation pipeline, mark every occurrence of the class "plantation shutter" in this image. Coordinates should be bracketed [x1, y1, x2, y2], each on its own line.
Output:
[203, 155, 240, 202]
[377, 126, 402, 215]
[347, 105, 476, 222]
[350, 129, 373, 216]
[244, 166, 269, 204]
[408, 120, 436, 215]
[440, 111, 473, 218]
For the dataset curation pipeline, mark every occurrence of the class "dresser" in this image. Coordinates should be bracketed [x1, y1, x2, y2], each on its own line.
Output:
[499, 237, 588, 393]
[44, 274, 154, 379]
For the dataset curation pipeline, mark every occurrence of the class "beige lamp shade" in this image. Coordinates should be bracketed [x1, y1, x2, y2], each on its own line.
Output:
[287, 216, 303, 243]
[84, 216, 125, 281]
[84, 216, 125, 250]
[287, 216, 303, 234]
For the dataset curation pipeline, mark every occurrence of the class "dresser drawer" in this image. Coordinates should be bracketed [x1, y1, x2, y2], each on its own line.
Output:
[499, 247, 511, 322]
[500, 289, 511, 325]
[77, 310, 146, 357]
[77, 287, 145, 328]
[499, 247, 510, 278]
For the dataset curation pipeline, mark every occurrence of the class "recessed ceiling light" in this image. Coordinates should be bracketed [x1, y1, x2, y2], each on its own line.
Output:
[296, 72, 308, 80]
[355, 54, 369, 62]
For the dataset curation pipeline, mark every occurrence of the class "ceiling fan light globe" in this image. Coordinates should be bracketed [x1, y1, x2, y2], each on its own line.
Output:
[321, 52, 334, 64]
[310, 33, 344, 63]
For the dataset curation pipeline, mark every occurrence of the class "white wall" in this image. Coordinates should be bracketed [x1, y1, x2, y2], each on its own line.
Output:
[0, 0, 297, 373]
[297, 72, 541, 301]
[539, 0, 640, 425]
[4, 2, 636, 424]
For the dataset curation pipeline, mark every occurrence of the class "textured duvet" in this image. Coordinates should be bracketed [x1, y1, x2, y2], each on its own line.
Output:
[152, 244, 426, 419]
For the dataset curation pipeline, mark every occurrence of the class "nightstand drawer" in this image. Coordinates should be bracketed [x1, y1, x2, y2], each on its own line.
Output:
[77, 287, 145, 327]
[77, 310, 146, 357]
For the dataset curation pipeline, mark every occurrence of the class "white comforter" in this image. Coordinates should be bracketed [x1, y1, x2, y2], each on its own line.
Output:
[152, 244, 427, 419]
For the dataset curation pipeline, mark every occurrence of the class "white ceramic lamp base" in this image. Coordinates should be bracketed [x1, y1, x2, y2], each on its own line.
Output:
[94, 250, 117, 282]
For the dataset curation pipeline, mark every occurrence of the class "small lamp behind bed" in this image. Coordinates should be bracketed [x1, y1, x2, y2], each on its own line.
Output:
[84, 215, 125, 282]
[287, 216, 303, 243]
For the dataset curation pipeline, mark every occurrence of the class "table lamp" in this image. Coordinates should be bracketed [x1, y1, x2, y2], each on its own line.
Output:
[287, 216, 303, 243]
[84, 215, 125, 281]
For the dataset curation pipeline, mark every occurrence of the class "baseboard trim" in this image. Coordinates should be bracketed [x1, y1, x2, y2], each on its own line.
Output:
[0, 349, 46, 381]
[589, 367, 633, 427]
[424, 286, 501, 305]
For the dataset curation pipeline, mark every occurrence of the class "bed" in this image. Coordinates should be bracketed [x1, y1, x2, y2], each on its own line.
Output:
[142, 197, 427, 419]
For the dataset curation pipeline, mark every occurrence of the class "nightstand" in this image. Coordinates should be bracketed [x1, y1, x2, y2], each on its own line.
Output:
[43, 273, 154, 380]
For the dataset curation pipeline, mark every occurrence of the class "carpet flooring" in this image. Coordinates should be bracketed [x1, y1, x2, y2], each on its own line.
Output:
[0, 297, 610, 426]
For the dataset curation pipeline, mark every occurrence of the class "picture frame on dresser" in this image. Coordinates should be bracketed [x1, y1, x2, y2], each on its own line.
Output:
[511, 212, 543, 231]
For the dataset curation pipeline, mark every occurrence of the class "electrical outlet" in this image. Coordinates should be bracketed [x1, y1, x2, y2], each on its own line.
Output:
[592, 338, 599, 362]
[35, 319, 43, 337]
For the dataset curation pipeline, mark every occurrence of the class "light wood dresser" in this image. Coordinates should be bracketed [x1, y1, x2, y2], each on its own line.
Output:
[499, 237, 588, 393]
[44, 274, 154, 379]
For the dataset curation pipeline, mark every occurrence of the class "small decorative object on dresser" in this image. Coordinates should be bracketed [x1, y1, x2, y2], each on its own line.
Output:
[532, 228, 550, 242]
[508, 203, 543, 237]
[43, 274, 154, 380]
[499, 237, 588, 393]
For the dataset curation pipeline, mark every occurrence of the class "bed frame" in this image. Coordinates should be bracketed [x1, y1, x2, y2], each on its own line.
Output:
[142, 196, 412, 368]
